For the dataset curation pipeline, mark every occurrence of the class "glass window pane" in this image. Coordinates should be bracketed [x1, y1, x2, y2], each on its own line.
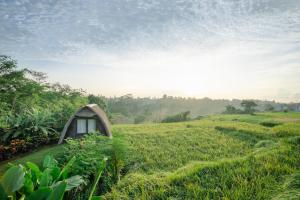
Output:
[77, 119, 86, 134]
[88, 119, 96, 133]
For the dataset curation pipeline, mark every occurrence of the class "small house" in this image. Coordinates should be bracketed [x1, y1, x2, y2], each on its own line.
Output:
[58, 104, 112, 144]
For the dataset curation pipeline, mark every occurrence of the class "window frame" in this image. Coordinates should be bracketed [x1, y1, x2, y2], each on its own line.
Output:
[76, 117, 97, 134]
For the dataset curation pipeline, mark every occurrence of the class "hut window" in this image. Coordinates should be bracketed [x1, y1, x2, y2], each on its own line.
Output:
[88, 119, 96, 133]
[77, 119, 87, 134]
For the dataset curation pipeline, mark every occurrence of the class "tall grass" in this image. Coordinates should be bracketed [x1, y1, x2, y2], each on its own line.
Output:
[104, 112, 300, 199]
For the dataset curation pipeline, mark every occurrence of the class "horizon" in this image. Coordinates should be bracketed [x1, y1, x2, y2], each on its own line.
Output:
[1, 0, 300, 102]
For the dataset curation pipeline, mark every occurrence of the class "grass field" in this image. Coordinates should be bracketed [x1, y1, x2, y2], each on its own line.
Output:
[0, 112, 299, 199]
[106, 112, 300, 199]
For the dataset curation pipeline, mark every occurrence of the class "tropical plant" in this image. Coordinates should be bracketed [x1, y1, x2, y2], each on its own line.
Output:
[0, 155, 84, 200]
[64, 133, 126, 198]
[88, 158, 107, 200]
[2, 108, 58, 144]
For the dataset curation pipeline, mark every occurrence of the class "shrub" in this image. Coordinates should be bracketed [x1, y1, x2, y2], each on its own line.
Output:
[2, 108, 58, 145]
[161, 111, 191, 123]
[0, 109, 59, 161]
[63, 133, 126, 198]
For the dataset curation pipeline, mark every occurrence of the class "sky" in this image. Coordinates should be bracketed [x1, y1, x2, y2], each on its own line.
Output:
[0, 0, 300, 102]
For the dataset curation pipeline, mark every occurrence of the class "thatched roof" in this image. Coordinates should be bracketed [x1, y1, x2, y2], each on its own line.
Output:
[58, 104, 112, 144]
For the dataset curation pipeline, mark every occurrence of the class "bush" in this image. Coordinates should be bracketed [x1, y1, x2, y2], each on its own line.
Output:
[0, 109, 59, 161]
[2, 108, 58, 144]
[161, 111, 191, 123]
[63, 133, 126, 198]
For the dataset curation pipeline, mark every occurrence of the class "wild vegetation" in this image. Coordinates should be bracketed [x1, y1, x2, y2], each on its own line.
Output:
[62, 134, 126, 199]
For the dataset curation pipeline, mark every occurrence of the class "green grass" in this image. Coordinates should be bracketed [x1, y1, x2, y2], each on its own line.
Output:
[113, 121, 254, 173]
[105, 112, 300, 199]
[0, 112, 299, 199]
[0, 145, 65, 177]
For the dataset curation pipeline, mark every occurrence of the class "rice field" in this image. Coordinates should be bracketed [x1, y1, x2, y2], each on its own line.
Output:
[105, 112, 300, 199]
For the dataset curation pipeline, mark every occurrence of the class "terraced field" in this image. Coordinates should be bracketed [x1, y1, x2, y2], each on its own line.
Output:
[105, 113, 300, 199]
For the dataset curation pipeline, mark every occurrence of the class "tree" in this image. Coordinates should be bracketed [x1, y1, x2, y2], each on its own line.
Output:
[241, 100, 257, 114]
[223, 105, 238, 114]
[264, 103, 274, 112]
[0, 56, 45, 113]
[88, 94, 110, 119]
[134, 115, 146, 124]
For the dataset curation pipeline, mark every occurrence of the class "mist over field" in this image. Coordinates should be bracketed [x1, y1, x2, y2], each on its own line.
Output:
[1, 0, 300, 102]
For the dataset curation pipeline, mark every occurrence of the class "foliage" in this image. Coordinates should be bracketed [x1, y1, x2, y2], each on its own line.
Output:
[0, 155, 84, 200]
[88, 94, 111, 120]
[88, 95, 108, 112]
[63, 133, 126, 198]
[264, 103, 275, 112]
[223, 105, 242, 114]
[0, 109, 59, 161]
[0, 56, 88, 159]
[3, 108, 58, 143]
[241, 100, 257, 114]
[161, 111, 191, 123]
[0, 56, 46, 114]
[88, 158, 107, 200]
[224, 101, 259, 115]
[134, 115, 146, 124]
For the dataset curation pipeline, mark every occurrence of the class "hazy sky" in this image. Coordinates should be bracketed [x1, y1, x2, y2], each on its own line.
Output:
[1, 0, 300, 102]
